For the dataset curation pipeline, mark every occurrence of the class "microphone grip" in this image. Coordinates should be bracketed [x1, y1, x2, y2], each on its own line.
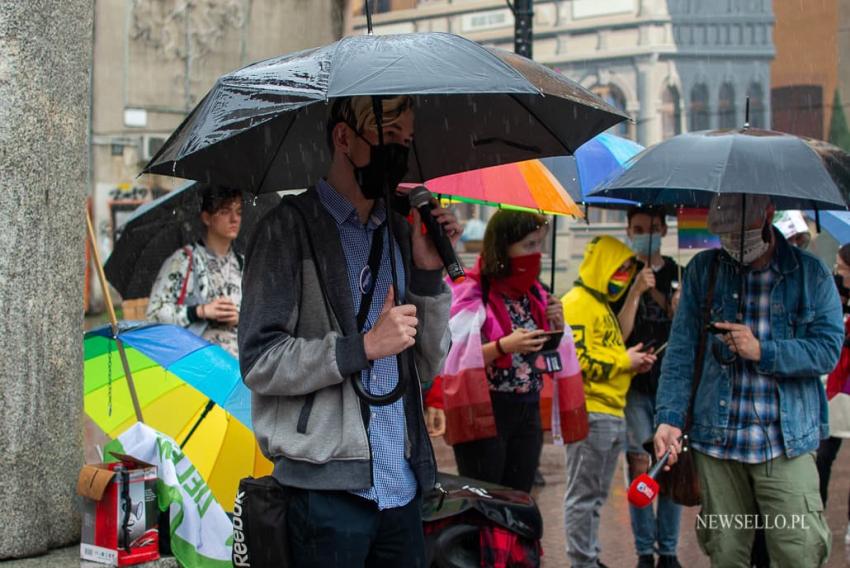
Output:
[416, 203, 465, 282]
[647, 447, 672, 479]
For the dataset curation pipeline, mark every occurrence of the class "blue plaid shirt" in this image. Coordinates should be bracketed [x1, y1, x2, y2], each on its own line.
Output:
[692, 263, 786, 463]
[315, 180, 417, 509]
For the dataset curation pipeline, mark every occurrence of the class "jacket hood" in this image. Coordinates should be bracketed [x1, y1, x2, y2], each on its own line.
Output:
[577, 235, 635, 301]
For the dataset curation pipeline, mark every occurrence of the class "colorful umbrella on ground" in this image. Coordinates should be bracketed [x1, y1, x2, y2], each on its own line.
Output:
[84, 322, 271, 511]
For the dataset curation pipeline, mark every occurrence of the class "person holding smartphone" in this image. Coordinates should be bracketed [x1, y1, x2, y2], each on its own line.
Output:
[425, 210, 578, 492]
[612, 206, 682, 568]
[561, 235, 657, 568]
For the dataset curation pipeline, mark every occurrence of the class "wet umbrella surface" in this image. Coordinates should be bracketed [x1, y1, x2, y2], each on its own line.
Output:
[589, 127, 849, 211]
[143, 32, 628, 192]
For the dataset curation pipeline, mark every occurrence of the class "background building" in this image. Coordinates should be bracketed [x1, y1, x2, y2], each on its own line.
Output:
[87, 0, 346, 310]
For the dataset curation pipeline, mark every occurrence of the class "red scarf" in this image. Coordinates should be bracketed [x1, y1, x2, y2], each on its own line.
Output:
[468, 255, 550, 368]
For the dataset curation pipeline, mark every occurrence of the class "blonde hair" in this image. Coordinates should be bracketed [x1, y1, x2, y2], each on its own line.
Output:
[326, 95, 414, 149]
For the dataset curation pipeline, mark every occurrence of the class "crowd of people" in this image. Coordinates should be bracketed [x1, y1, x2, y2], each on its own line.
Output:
[138, 94, 849, 568]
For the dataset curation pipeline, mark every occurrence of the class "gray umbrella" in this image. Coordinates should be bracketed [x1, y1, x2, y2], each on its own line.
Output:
[142, 32, 627, 193]
[588, 128, 848, 211]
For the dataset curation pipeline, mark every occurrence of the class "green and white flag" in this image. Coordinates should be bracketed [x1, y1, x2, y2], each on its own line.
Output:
[106, 422, 233, 568]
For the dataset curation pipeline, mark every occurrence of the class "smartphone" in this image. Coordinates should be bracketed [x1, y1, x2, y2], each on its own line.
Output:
[706, 322, 724, 335]
[654, 341, 669, 355]
[539, 329, 564, 351]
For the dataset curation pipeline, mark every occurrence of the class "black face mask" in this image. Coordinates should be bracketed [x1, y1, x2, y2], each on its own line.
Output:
[348, 136, 410, 200]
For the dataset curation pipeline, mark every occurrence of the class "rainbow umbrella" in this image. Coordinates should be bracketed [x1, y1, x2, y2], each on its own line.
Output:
[84, 322, 272, 511]
[424, 159, 583, 217]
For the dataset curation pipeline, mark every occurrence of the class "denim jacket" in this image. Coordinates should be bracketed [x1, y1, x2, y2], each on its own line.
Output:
[656, 231, 843, 458]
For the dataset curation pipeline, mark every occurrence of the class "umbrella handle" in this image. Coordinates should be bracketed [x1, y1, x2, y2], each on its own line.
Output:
[350, 351, 413, 407]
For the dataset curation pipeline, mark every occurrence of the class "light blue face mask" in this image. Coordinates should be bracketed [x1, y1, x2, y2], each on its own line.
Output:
[627, 233, 662, 256]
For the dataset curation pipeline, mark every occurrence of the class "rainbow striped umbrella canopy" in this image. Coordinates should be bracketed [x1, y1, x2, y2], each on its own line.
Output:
[422, 133, 643, 215]
[84, 322, 271, 511]
[424, 158, 584, 216]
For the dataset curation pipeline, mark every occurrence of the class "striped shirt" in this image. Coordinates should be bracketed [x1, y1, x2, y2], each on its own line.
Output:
[693, 263, 785, 463]
[315, 179, 417, 509]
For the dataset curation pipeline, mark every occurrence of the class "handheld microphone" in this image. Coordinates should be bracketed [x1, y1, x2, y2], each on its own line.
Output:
[408, 186, 466, 282]
[627, 447, 672, 509]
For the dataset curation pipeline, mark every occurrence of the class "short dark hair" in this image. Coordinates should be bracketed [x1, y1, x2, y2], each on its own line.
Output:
[200, 185, 241, 214]
[627, 205, 667, 226]
[481, 210, 547, 279]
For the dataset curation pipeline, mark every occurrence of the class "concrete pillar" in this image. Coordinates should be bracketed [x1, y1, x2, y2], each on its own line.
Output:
[636, 55, 658, 146]
[0, 0, 94, 558]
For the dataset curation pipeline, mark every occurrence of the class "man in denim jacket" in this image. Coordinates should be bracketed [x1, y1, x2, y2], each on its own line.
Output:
[653, 193, 842, 567]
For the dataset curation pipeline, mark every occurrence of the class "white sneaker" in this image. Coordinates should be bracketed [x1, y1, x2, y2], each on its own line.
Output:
[844, 524, 850, 545]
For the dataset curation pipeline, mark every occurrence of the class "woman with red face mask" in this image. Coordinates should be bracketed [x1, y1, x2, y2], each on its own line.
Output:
[425, 210, 582, 492]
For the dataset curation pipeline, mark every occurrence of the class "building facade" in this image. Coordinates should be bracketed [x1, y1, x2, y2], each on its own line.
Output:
[349, 0, 775, 147]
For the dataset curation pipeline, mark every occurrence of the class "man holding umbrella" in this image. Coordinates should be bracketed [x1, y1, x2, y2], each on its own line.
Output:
[238, 95, 461, 566]
[654, 193, 841, 566]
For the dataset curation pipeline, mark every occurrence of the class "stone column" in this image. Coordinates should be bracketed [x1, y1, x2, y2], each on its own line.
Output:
[636, 54, 659, 146]
[0, 0, 94, 558]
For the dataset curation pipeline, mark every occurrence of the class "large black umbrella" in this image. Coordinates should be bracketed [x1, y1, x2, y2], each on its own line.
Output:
[588, 128, 848, 211]
[104, 181, 280, 300]
[142, 32, 627, 193]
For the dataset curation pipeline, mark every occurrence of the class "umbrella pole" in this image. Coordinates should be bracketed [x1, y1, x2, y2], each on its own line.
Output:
[550, 216, 557, 292]
[85, 211, 145, 424]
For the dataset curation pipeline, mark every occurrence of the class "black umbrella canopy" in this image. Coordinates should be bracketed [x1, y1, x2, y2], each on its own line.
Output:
[104, 181, 281, 300]
[143, 32, 628, 193]
[588, 128, 849, 211]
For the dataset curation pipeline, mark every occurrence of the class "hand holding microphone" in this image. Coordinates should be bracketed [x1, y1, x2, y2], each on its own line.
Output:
[408, 186, 465, 282]
[627, 447, 673, 509]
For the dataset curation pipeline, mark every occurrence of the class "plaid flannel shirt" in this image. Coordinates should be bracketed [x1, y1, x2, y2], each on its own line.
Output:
[692, 262, 786, 463]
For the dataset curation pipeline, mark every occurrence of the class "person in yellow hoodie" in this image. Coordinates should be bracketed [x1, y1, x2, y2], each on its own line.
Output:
[561, 235, 656, 568]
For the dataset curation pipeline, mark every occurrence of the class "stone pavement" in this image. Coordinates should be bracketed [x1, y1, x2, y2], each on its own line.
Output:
[433, 436, 850, 567]
[0, 546, 178, 568]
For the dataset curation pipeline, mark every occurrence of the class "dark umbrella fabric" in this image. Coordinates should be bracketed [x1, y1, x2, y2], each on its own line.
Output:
[588, 128, 849, 211]
[104, 181, 281, 300]
[143, 32, 627, 193]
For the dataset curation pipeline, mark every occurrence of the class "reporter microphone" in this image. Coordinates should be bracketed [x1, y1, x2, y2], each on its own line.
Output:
[627, 447, 672, 509]
[408, 186, 466, 282]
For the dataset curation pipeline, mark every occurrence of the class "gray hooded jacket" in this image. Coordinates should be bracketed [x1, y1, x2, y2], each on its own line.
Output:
[238, 189, 451, 492]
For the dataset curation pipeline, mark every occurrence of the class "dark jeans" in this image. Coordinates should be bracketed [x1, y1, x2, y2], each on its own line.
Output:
[816, 436, 849, 519]
[452, 392, 543, 492]
[287, 489, 426, 568]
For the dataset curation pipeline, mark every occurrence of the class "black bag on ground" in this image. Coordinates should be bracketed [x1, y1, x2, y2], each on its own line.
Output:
[232, 476, 292, 568]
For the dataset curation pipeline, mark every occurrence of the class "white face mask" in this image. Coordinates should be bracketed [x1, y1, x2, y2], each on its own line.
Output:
[719, 227, 770, 265]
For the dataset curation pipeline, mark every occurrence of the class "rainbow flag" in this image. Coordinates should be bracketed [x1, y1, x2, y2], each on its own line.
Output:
[677, 208, 720, 250]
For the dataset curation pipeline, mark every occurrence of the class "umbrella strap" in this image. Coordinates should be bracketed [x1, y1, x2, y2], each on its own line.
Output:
[177, 246, 194, 306]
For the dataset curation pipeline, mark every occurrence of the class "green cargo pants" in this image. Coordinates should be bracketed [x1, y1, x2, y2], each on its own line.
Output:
[693, 450, 831, 567]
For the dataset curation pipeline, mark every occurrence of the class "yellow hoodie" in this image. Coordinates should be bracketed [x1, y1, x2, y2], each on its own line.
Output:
[562, 236, 636, 417]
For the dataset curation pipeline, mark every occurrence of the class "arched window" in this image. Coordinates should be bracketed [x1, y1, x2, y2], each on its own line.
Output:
[747, 83, 765, 128]
[718, 82, 737, 129]
[689, 83, 710, 131]
[591, 84, 630, 138]
[661, 86, 682, 138]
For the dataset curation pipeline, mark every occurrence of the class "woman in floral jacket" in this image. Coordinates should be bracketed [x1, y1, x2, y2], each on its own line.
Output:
[146, 186, 243, 357]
